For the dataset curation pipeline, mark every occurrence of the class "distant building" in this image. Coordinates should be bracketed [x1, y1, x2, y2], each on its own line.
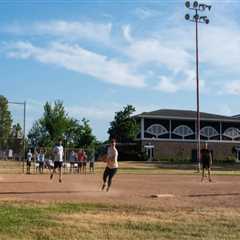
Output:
[134, 109, 240, 161]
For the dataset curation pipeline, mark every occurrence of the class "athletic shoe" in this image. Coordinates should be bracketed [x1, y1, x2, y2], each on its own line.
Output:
[101, 184, 106, 191]
[50, 174, 53, 180]
[106, 186, 110, 192]
[59, 179, 62, 183]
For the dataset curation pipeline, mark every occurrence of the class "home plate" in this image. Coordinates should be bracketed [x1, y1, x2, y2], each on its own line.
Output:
[150, 194, 174, 198]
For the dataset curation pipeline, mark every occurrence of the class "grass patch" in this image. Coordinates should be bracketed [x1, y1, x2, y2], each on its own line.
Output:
[0, 202, 239, 239]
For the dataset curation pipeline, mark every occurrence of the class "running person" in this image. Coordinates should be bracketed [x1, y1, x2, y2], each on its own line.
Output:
[50, 139, 64, 183]
[200, 142, 213, 182]
[101, 139, 118, 192]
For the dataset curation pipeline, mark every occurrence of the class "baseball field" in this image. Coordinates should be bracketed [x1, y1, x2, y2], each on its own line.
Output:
[0, 161, 240, 240]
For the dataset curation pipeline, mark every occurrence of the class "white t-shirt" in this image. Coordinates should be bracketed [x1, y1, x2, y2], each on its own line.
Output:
[27, 152, 32, 161]
[39, 153, 45, 162]
[107, 146, 118, 169]
[54, 145, 64, 162]
[8, 149, 13, 158]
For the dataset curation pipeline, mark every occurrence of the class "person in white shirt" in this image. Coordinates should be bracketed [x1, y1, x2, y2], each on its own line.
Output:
[101, 139, 118, 192]
[26, 149, 32, 174]
[50, 139, 64, 183]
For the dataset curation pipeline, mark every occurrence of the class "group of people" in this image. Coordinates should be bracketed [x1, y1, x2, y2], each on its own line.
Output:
[50, 139, 118, 191]
[69, 149, 95, 174]
[25, 138, 119, 192]
[26, 149, 45, 174]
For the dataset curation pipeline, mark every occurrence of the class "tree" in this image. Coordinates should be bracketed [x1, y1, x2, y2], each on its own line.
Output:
[76, 118, 96, 148]
[41, 101, 69, 143]
[0, 95, 12, 148]
[108, 105, 139, 142]
[28, 101, 97, 149]
[28, 120, 51, 147]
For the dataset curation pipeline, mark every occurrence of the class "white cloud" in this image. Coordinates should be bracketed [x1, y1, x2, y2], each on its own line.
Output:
[154, 70, 201, 93]
[3, 20, 112, 43]
[122, 25, 133, 43]
[224, 81, 240, 95]
[126, 39, 193, 72]
[155, 76, 178, 93]
[135, 8, 161, 20]
[4, 41, 146, 88]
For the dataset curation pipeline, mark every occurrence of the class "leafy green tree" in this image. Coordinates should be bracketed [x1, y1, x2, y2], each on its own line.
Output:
[28, 101, 96, 149]
[28, 120, 51, 147]
[0, 95, 12, 148]
[76, 118, 96, 148]
[108, 105, 139, 142]
[41, 101, 69, 143]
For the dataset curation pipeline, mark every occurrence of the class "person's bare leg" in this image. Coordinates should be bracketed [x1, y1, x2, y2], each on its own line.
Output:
[59, 167, 62, 182]
[208, 168, 212, 182]
[50, 168, 55, 179]
[201, 168, 205, 182]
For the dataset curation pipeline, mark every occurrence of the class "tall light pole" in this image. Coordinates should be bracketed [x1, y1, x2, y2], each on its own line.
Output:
[185, 1, 211, 171]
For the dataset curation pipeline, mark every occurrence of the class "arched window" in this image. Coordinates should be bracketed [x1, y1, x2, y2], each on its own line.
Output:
[145, 124, 168, 138]
[200, 126, 219, 139]
[173, 125, 194, 139]
[223, 127, 240, 140]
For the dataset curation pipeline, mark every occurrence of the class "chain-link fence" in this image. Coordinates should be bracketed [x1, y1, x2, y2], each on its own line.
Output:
[0, 142, 142, 174]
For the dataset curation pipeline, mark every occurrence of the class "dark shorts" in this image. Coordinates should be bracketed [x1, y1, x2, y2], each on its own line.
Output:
[83, 162, 87, 166]
[90, 162, 94, 168]
[27, 161, 31, 167]
[54, 161, 63, 169]
[202, 160, 210, 169]
[39, 162, 44, 168]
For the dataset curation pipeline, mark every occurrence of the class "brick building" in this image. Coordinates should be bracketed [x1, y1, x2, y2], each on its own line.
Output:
[134, 109, 240, 161]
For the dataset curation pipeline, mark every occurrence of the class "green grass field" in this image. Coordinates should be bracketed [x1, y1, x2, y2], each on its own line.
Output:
[0, 202, 239, 240]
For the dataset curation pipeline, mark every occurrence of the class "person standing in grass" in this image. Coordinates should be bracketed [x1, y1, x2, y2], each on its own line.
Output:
[101, 139, 119, 192]
[200, 142, 213, 182]
[50, 139, 64, 183]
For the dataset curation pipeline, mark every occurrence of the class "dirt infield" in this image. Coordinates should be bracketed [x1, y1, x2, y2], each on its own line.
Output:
[0, 173, 240, 208]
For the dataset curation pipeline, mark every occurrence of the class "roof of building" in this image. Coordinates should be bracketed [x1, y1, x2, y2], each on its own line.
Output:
[232, 114, 240, 119]
[134, 109, 240, 122]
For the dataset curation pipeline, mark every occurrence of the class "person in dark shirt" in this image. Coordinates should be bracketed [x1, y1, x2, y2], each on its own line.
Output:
[200, 142, 212, 182]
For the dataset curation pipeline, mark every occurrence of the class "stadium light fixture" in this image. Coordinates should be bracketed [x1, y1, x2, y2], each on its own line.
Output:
[185, 1, 211, 172]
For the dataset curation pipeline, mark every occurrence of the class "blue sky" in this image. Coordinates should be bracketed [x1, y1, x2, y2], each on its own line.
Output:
[1, 0, 240, 140]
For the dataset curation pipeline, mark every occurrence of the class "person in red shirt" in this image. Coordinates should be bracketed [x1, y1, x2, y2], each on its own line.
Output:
[77, 149, 85, 174]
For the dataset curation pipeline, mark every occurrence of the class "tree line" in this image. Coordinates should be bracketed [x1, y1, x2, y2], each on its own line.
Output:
[0, 95, 139, 152]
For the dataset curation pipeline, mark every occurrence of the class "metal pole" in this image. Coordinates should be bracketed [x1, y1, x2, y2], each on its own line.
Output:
[23, 101, 26, 173]
[195, 10, 201, 172]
